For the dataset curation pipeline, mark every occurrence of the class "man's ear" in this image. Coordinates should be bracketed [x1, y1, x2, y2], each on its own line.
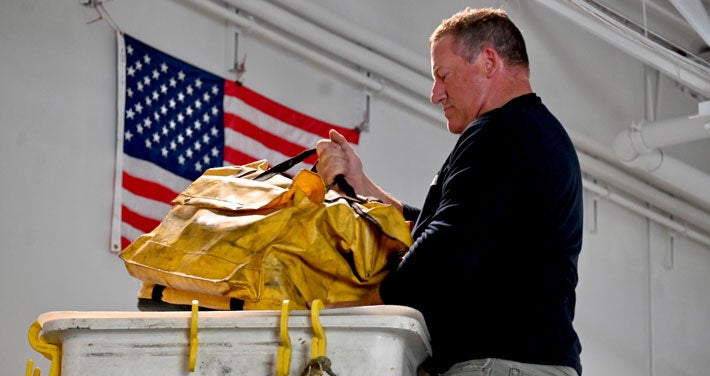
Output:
[481, 48, 499, 77]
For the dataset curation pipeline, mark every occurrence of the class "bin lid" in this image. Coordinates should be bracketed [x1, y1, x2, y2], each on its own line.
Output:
[37, 304, 431, 354]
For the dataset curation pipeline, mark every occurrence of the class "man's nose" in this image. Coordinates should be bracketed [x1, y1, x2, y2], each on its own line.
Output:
[430, 81, 445, 104]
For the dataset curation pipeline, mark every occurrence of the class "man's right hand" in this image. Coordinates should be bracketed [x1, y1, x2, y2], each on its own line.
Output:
[315, 129, 403, 212]
[316, 129, 365, 193]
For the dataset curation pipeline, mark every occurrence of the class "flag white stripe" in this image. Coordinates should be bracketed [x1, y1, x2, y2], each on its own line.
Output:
[225, 127, 312, 173]
[224, 95, 324, 147]
[121, 221, 148, 244]
[123, 153, 193, 194]
[122, 188, 175, 220]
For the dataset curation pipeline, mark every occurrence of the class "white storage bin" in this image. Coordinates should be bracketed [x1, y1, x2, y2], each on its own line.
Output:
[35, 305, 431, 376]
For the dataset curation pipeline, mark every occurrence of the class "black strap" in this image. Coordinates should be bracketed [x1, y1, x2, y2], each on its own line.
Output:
[331, 174, 356, 198]
[253, 148, 357, 198]
[253, 148, 317, 181]
[151, 284, 165, 301]
[145, 284, 245, 311]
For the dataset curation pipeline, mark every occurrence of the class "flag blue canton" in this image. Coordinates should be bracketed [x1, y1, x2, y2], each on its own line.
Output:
[123, 35, 225, 181]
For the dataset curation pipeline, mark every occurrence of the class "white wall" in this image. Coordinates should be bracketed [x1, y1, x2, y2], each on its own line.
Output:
[1, 1, 709, 375]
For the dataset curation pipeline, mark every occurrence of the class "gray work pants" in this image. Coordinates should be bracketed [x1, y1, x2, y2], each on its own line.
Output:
[425, 358, 579, 376]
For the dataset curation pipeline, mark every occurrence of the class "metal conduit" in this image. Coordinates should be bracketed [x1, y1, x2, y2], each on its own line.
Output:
[221, 0, 433, 96]
[181, 0, 442, 124]
[583, 178, 710, 248]
[532, 0, 710, 98]
[577, 150, 710, 234]
[582, 179, 710, 247]
[271, 0, 430, 75]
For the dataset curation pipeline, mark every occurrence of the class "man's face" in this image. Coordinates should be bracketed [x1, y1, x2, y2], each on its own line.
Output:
[430, 36, 487, 134]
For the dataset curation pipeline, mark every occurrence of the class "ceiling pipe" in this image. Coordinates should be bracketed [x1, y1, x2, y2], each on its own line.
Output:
[612, 102, 710, 210]
[180, 0, 443, 125]
[612, 111, 710, 161]
[270, 0, 430, 75]
[642, 157, 710, 211]
[582, 177, 710, 248]
[633, 104, 710, 148]
[531, 0, 710, 98]
[576, 149, 710, 234]
[220, 0, 433, 97]
[668, 0, 710, 49]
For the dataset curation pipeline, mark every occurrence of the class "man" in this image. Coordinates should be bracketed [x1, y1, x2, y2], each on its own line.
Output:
[316, 7, 582, 376]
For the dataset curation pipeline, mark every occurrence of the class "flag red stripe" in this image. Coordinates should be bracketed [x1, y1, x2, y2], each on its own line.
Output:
[225, 113, 315, 158]
[225, 82, 360, 143]
[123, 172, 179, 204]
[122, 205, 161, 235]
[223, 144, 317, 169]
[224, 146, 257, 166]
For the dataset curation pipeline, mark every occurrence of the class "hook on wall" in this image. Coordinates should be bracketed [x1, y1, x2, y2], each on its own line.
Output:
[80, 0, 122, 33]
[79, 0, 102, 6]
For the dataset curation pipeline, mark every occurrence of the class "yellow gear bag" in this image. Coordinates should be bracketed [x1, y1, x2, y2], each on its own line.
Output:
[119, 153, 413, 310]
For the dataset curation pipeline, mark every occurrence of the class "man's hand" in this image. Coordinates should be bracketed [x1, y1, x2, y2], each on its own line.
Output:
[315, 129, 404, 212]
[316, 129, 365, 193]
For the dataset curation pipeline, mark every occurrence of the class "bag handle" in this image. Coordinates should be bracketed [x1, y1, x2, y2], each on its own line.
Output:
[253, 148, 317, 182]
[253, 148, 357, 198]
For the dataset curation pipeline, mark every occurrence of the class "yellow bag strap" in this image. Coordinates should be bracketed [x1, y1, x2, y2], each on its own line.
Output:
[309, 300, 326, 359]
[277, 300, 293, 376]
[278, 299, 335, 376]
[189, 300, 199, 372]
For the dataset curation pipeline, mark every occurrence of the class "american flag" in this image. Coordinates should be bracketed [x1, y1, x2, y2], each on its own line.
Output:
[111, 33, 360, 252]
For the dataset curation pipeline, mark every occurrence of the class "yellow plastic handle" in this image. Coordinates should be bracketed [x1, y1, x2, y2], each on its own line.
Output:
[309, 299, 326, 359]
[25, 359, 40, 376]
[189, 300, 199, 372]
[277, 300, 292, 376]
[27, 321, 60, 376]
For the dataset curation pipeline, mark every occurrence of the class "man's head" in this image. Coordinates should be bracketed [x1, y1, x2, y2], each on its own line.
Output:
[430, 7, 529, 70]
[429, 8, 532, 134]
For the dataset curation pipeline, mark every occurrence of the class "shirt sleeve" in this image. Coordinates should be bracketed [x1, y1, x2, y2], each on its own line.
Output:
[402, 204, 421, 222]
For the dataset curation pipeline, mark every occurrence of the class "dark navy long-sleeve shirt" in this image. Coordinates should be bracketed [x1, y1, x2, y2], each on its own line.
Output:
[380, 93, 583, 375]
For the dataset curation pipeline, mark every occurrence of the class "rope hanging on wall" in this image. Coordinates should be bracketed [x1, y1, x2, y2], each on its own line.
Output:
[83, 0, 123, 34]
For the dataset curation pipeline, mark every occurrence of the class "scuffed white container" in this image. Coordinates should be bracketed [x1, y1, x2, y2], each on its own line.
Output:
[36, 305, 431, 376]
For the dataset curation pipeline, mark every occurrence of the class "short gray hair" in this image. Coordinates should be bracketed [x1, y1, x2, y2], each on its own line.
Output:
[430, 7, 529, 69]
